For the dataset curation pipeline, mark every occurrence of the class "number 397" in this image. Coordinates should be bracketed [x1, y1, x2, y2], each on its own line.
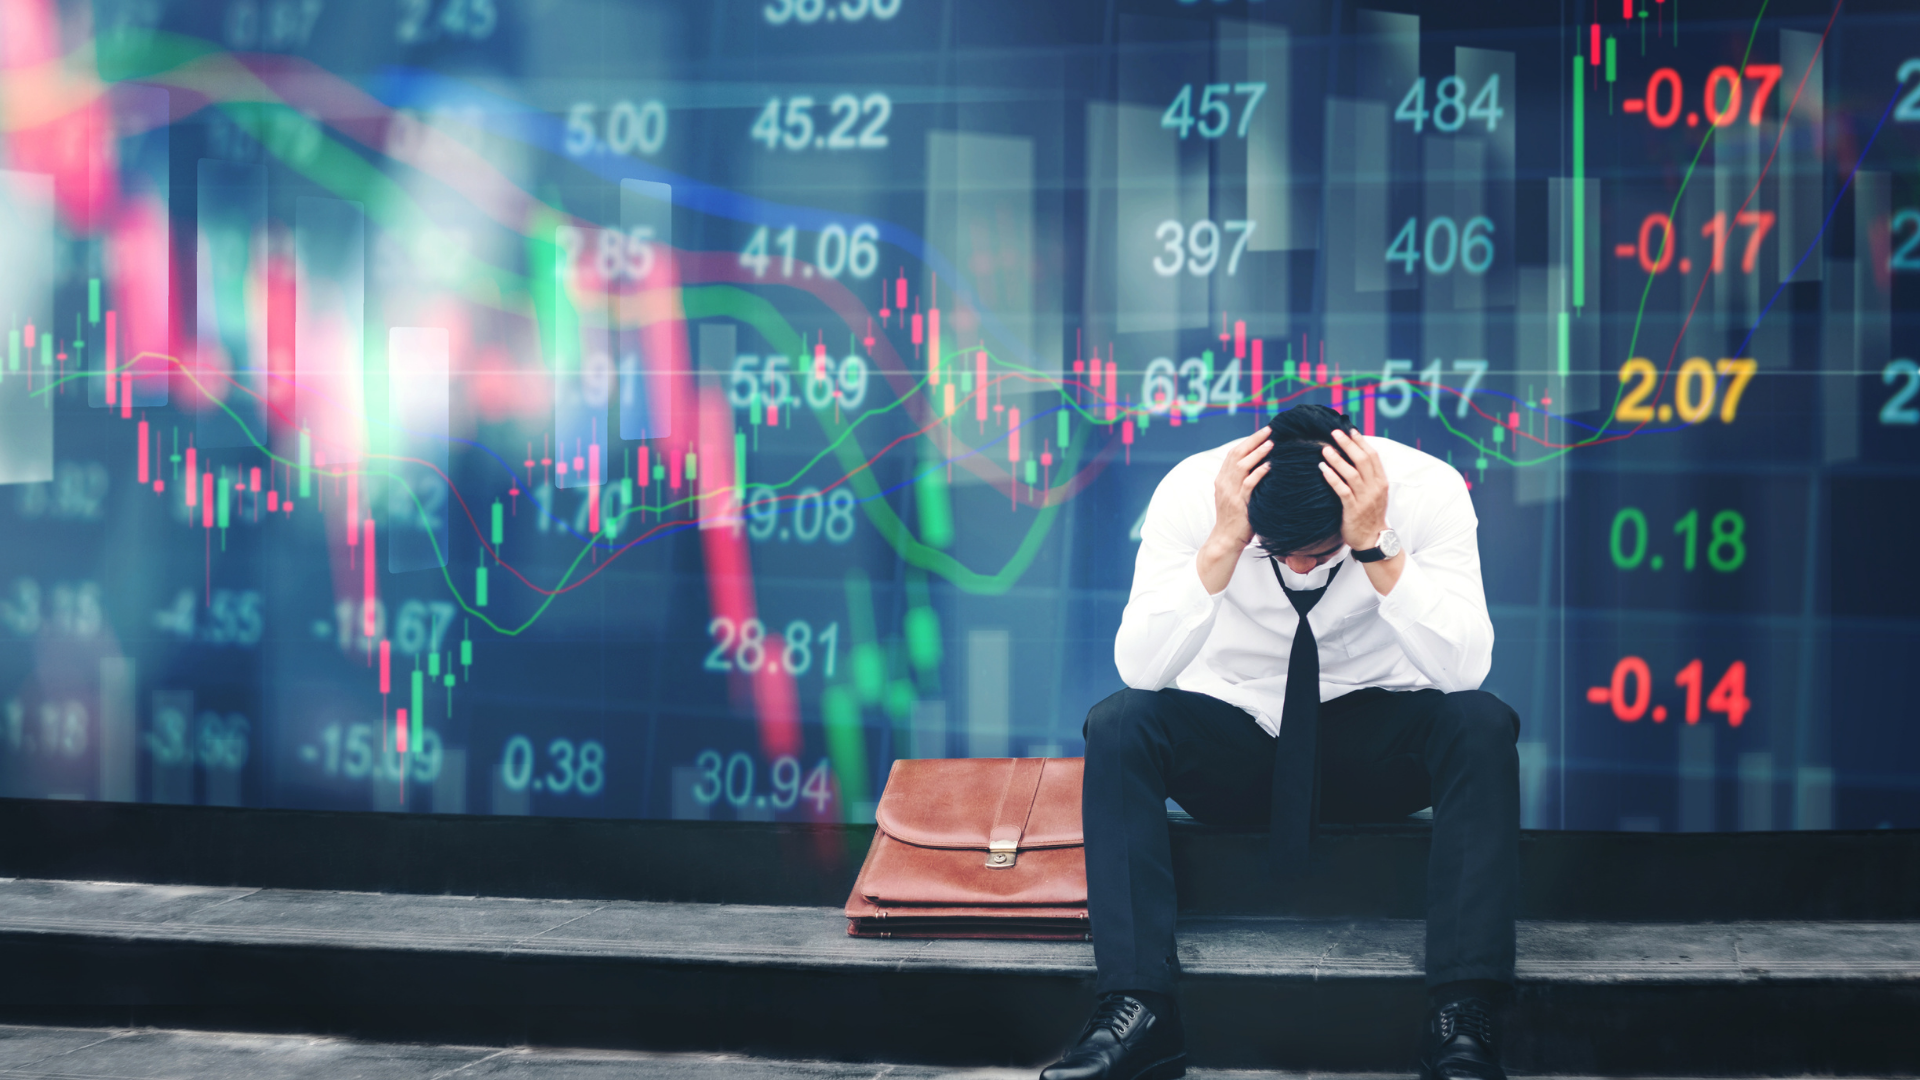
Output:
[1152, 219, 1255, 277]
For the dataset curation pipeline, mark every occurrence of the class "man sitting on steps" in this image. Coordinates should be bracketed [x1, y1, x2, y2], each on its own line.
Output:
[1042, 403, 1520, 1080]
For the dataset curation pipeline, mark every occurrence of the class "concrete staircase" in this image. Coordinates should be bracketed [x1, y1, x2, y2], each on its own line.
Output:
[0, 799, 1915, 1074]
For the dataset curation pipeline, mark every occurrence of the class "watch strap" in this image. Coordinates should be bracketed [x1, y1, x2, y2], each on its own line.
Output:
[1351, 529, 1398, 563]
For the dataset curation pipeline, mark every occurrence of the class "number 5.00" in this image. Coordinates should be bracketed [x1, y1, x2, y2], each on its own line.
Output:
[564, 101, 667, 158]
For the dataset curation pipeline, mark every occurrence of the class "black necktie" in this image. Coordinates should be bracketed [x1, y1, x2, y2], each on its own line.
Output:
[1269, 558, 1341, 877]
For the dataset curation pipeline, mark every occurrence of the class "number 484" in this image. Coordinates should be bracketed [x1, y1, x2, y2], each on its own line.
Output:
[1395, 74, 1503, 134]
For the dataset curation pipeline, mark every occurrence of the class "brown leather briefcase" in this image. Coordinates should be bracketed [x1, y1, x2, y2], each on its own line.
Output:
[845, 756, 1088, 940]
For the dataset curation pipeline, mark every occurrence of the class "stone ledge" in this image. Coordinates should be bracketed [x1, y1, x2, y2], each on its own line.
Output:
[0, 878, 1912, 985]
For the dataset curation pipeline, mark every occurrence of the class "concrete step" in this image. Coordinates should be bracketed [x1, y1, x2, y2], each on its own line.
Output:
[7, 799, 1920, 922]
[0, 880, 1912, 1075]
[0, 1022, 1881, 1080]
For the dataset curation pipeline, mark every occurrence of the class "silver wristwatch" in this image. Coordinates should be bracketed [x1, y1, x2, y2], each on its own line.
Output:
[1352, 528, 1402, 563]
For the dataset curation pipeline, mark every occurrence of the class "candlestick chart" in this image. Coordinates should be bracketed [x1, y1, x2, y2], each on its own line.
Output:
[0, 0, 1915, 832]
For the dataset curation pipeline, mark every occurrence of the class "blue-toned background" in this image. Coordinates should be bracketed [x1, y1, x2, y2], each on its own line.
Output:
[0, 0, 1914, 831]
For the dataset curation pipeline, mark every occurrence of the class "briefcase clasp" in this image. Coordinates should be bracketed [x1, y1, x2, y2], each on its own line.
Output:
[986, 839, 1018, 868]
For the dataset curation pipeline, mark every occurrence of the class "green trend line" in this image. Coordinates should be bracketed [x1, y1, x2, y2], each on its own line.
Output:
[61, 6, 1790, 619]
[83, 289, 1088, 646]
[1606, 0, 1773, 436]
[677, 286, 1079, 596]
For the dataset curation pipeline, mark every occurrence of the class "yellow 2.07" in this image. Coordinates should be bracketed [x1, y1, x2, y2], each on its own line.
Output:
[1615, 357, 1758, 425]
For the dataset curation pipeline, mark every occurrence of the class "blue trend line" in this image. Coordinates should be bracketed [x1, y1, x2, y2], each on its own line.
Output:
[1733, 82, 1904, 361]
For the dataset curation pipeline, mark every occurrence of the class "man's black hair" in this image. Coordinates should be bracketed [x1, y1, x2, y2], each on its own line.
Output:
[1246, 403, 1355, 558]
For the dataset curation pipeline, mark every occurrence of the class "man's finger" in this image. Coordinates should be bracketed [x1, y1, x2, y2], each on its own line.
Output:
[1323, 431, 1359, 470]
[1239, 462, 1269, 495]
[1339, 429, 1379, 478]
[1331, 427, 1368, 464]
[1321, 443, 1361, 481]
[1342, 433, 1383, 486]
[1334, 427, 1372, 463]
[1318, 461, 1353, 498]
[1235, 439, 1272, 472]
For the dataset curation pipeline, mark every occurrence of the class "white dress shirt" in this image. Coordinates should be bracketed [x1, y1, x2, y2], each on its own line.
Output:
[1114, 435, 1494, 738]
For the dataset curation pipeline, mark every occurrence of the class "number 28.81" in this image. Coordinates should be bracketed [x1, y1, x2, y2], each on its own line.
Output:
[706, 618, 838, 677]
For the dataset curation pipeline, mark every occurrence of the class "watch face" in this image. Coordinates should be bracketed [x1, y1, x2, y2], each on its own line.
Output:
[1379, 530, 1402, 557]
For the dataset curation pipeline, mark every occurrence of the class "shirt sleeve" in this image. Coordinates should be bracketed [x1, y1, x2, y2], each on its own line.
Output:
[1374, 469, 1495, 692]
[1114, 459, 1226, 691]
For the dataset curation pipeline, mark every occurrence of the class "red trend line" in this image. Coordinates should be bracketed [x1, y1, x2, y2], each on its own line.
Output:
[140, 49, 1725, 463]
[1644, 0, 1841, 428]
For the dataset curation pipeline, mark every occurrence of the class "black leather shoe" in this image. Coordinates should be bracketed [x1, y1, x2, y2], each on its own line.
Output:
[1039, 992, 1186, 1080]
[1418, 997, 1506, 1080]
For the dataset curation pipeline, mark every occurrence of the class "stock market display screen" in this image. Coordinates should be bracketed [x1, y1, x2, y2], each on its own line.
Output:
[0, 0, 1914, 831]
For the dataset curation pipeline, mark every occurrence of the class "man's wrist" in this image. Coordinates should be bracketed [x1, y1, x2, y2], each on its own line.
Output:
[1201, 532, 1246, 562]
[1195, 532, 1247, 595]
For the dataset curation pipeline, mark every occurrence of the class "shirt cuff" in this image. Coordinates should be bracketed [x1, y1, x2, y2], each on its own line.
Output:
[1376, 552, 1443, 631]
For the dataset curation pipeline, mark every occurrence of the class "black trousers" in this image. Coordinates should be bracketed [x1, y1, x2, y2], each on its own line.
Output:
[1082, 686, 1520, 996]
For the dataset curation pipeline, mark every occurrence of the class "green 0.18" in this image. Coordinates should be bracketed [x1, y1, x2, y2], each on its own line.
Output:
[1610, 507, 1746, 573]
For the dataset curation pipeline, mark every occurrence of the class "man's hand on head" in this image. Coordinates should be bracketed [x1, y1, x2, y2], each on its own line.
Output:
[1210, 428, 1272, 550]
[1320, 429, 1389, 553]
[1195, 428, 1272, 595]
[1320, 429, 1404, 594]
